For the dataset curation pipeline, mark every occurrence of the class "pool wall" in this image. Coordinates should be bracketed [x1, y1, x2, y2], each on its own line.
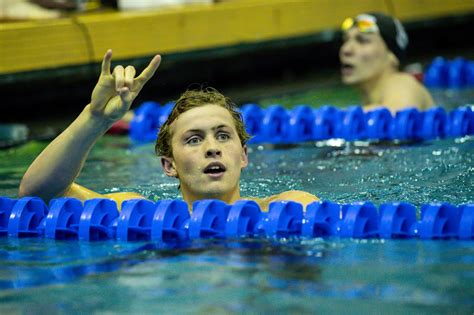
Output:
[1, 0, 474, 75]
[1, 1, 474, 126]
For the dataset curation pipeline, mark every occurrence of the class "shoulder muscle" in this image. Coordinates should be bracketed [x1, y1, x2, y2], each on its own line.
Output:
[64, 182, 145, 210]
[381, 73, 433, 112]
[257, 190, 319, 211]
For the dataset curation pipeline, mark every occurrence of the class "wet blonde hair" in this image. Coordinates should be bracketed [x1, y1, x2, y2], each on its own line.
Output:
[155, 87, 250, 157]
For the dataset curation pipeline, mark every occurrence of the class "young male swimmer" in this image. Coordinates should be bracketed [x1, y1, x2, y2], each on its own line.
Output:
[18, 50, 318, 210]
[339, 12, 434, 113]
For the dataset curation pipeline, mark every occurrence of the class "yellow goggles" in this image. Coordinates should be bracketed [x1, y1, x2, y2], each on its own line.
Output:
[341, 17, 379, 33]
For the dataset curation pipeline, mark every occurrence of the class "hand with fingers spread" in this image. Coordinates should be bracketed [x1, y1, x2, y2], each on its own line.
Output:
[90, 49, 161, 123]
[19, 50, 161, 203]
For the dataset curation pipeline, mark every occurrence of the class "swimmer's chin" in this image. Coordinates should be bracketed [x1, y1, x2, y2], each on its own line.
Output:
[341, 77, 358, 85]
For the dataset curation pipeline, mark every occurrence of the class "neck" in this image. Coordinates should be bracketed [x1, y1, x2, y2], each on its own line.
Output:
[358, 67, 397, 105]
[181, 186, 241, 209]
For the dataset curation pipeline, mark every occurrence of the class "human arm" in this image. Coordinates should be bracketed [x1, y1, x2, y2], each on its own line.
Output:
[19, 50, 161, 203]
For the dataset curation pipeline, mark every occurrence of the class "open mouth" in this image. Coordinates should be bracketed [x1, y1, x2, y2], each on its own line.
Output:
[341, 63, 355, 74]
[203, 162, 226, 176]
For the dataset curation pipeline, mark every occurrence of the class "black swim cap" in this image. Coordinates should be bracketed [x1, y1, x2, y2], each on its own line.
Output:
[363, 12, 409, 62]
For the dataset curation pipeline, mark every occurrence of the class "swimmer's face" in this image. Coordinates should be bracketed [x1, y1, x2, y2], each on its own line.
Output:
[339, 27, 393, 85]
[161, 104, 248, 204]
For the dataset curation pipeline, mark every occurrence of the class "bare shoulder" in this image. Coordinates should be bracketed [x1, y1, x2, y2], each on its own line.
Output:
[387, 72, 419, 85]
[64, 183, 145, 210]
[273, 190, 320, 203]
[381, 73, 434, 111]
[102, 192, 146, 207]
[383, 73, 424, 95]
[253, 190, 319, 211]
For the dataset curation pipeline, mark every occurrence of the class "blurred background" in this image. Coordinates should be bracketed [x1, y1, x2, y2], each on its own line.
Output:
[1, 0, 474, 145]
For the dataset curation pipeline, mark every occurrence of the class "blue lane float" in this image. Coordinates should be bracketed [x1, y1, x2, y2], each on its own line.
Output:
[366, 107, 392, 140]
[288, 105, 315, 143]
[129, 101, 173, 143]
[313, 105, 339, 140]
[335, 105, 367, 141]
[424, 57, 474, 89]
[129, 101, 473, 144]
[1, 196, 472, 242]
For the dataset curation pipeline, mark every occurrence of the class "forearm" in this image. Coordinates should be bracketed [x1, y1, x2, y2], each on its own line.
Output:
[19, 105, 111, 200]
[19, 50, 161, 200]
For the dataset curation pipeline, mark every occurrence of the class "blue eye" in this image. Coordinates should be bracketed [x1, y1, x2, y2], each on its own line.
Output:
[217, 132, 230, 141]
[186, 136, 202, 145]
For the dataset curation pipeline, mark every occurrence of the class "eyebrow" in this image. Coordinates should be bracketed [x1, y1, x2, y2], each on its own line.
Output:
[183, 124, 232, 134]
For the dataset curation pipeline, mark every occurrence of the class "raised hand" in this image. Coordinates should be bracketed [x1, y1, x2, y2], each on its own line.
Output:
[90, 49, 161, 123]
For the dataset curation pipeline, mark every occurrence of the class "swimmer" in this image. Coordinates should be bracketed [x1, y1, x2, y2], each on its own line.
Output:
[339, 12, 434, 113]
[18, 50, 318, 210]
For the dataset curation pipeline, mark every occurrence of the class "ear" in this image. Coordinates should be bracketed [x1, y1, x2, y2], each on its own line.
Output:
[161, 156, 178, 177]
[241, 145, 249, 169]
[387, 51, 400, 69]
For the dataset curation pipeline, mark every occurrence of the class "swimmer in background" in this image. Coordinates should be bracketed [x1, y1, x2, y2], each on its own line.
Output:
[18, 50, 318, 210]
[339, 12, 434, 113]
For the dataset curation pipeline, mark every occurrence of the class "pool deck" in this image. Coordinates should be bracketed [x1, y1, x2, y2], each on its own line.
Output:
[1, 0, 474, 75]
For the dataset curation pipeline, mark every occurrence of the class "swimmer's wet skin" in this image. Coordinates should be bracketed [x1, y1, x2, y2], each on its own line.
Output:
[19, 49, 161, 205]
[155, 91, 319, 210]
[18, 50, 319, 211]
[339, 12, 434, 112]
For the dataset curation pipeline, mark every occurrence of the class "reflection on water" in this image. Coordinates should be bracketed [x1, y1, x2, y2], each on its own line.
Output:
[0, 238, 473, 313]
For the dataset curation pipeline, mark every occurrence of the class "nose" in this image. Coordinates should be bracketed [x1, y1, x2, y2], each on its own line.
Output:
[206, 148, 222, 158]
[340, 40, 354, 58]
[205, 139, 222, 158]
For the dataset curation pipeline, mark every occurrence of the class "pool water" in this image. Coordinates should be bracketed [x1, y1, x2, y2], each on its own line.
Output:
[4, 134, 470, 206]
[0, 84, 473, 313]
[0, 237, 473, 314]
[0, 134, 473, 313]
